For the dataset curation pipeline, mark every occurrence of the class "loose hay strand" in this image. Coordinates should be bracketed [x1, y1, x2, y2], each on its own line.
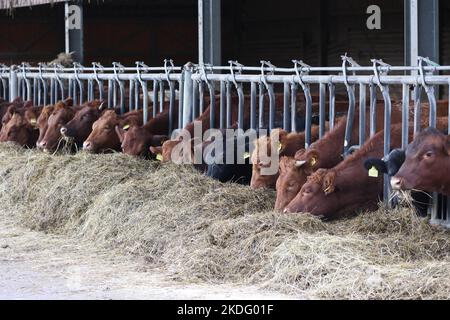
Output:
[0, 143, 449, 299]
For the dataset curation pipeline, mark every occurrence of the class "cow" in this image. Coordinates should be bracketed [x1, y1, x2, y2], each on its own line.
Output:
[83, 109, 143, 153]
[250, 124, 325, 189]
[283, 124, 407, 218]
[116, 105, 178, 157]
[0, 112, 40, 148]
[0, 97, 24, 129]
[274, 103, 404, 211]
[390, 127, 450, 197]
[60, 100, 106, 149]
[36, 104, 55, 148]
[37, 100, 78, 152]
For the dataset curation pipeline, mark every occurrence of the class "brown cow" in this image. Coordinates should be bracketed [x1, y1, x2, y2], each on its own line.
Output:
[282, 125, 405, 217]
[0, 112, 40, 148]
[250, 124, 326, 189]
[274, 103, 404, 210]
[36, 104, 55, 148]
[83, 109, 143, 153]
[391, 126, 450, 196]
[37, 101, 78, 152]
[116, 109, 176, 157]
[60, 100, 106, 149]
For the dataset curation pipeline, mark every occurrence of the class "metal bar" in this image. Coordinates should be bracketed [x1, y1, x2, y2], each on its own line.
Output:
[182, 64, 193, 128]
[192, 80, 199, 120]
[369, 83, 377, 137]
[401, 83, 410, 149]
[107, 79, 113, 108]
[199, 81, 204, 114]
[381, 86, 392, 203]
[209, 81, 216, 129]
[9, 68, 18, 102]
[283, 82, 290, 131]
[328, 82, 335, 130]
[250, 82, 257, 130]
[258, 82, 264, 129]
[359, 83, 366, 145]
[129, 80, 134, 112]
[319, 82, 326, 137]
[159, 80, 164, 113]
[267, 84, 275, 131]
[219, 80, 226, 129]
[343, 85, 356, 155]
[413, 85, 421, 135]
[178, 75, 184, 129]
[153, 80, 158, 118]
[169, 81, 175, 135]
[291, 83, 298, 132]
[142, 81, 149, 123]
[237, 83, 244, 129]
[226, 81, 231, 128]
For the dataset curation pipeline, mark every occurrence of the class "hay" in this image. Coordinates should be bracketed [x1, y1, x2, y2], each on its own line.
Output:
[0, 143, 450, 299]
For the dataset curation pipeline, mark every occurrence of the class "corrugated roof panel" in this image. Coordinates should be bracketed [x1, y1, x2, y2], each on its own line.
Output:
[0, 0, 67, 10]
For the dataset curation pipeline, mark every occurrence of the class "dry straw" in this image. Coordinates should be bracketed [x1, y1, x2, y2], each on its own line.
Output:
[0, 143, 449, 299]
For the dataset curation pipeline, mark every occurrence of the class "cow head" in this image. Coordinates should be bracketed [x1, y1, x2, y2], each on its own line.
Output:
[36, 105, 55, 149]
[61, 102, 104, 147]
[0, 113, 35, 147]
[38, 101, 75, 152]
[83, 110, 121, 153]
[391, 128, 450, 195]
[116, 124, 168, 157]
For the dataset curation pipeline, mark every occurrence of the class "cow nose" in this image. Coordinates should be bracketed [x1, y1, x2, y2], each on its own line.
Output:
[83, 141, 91, 150]
[60, 127, 67, 135]
[390, 176, 403, 190]
[283, 208, 289, 214]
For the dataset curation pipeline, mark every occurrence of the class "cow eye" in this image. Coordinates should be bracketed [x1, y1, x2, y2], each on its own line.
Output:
[424, 151, 433, 159]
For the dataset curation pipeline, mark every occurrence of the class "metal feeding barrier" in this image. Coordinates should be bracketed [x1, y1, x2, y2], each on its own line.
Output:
[0, 56, 449, 228]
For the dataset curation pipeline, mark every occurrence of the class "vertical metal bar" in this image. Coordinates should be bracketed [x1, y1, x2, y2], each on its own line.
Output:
[118, 81, 125, 114]
[343, 84, 356, 155]
[199, 81, 204, 114]
[291, 83, 298, 132]
[169, 81, 175, 135]
[178, 75, 184, 129]
[237, 83, 244, 129]
[401, 83, 410, 149]
[267, 84, 275, 131]
[359, 83, 366, 145]
[304, 87, 313, 148]
[413, 85, 422, 135]
[50, 78, 55, 104]
[9, 67, 18, 103]
[159, 80, 164, 113]
[192, 80, 199, 120]
[209, 82, 216, 129]
[426, 86, 437, 128]
[250, 82, 257, 130]
[107, 79, 113, 108]
[142, 81, 148, 123]
[129, 80, 134, 112]
[153, 80, 158, 118]
[113, 80, 117, 109]
[219, 80, 226, 129]
[283, 82, 290, 131]
[134, 80, 139, 110]
[88, 79, 93, 101]
[182, 65, 193, 128]
[226, 81, 232, 128]
[258, 82, 264, 129]
[33, 78, 37, 105]
[328, 83, 335, 130]
[382, 86, 392, 204]
[369, 83, 377, 137]
[319, 83, 326, 137]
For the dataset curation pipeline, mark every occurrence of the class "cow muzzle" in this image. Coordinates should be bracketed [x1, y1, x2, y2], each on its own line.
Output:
[390, 176, 404, 191]
[83, 141, 93, 151]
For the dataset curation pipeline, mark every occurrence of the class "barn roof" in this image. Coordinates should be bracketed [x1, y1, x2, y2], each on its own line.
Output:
[0, 0, 68, 10]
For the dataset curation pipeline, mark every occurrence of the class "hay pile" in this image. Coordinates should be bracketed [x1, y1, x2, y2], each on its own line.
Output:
[0, 143, 449, 299]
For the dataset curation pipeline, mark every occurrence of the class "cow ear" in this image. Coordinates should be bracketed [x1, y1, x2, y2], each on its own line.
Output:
[63, 97, 74, 106]
[306, 149, 319, 168]
[322, 171, 336, 195]
[114, 125, 125, 143]
[24, 100, 33, 108]
[294, 148, 306, 160]
[150, 135, 169, 146]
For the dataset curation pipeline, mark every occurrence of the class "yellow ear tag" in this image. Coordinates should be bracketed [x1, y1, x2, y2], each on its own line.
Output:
[122, 124, 130, 131]
[30, 118, 37, 125]
[323, 185, 332, 194]
[243, 152, 250, 160]
[277, 141, 282, 152]
[310, 156, 317, 166]
[156, 154, 163, 161]
[368, 166, 379, 178]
